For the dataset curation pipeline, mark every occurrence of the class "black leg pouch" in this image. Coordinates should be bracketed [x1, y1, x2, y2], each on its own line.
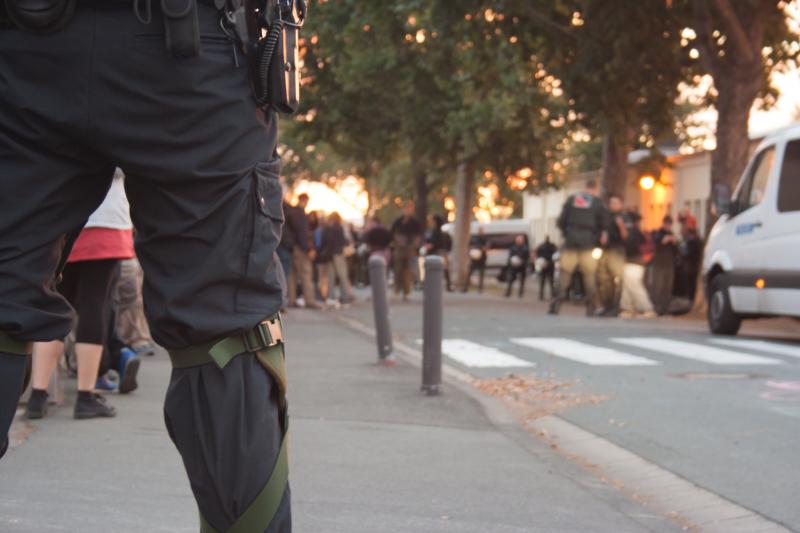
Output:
[161, 0, 200, 58]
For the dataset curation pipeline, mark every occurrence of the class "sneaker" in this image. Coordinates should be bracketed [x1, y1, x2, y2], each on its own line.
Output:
[133, 344, 156, 357]
[95, 374, 119, 393]
[639, 311, 657, 319]
[25, 389, 48, 419]
[548, 298, 561, 315]
[74, 393, 117, 419]
[296, 297, 307, 308]
[118, 348, 140, 394]
[618, 310, 635, 318]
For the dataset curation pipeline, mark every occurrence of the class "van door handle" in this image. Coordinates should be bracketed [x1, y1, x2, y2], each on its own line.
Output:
[753, 221, 763, 228]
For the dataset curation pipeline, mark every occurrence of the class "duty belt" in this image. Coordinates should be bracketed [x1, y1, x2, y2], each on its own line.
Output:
[168, 314, 289, 533]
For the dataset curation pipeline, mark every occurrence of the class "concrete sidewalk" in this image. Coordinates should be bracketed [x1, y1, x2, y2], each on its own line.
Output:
[0, 309, 682, 532]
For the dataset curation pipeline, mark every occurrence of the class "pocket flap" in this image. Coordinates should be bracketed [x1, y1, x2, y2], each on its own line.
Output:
[160, 0, 194, 19]
[254, 158, 284, 222]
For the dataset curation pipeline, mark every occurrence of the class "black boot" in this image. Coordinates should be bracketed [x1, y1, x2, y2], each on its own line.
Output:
[25, 389, 48, 419]
[74, 392, 116, 419]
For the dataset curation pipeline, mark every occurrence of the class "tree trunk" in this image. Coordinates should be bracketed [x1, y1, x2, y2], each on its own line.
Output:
[451, 157, 474, 287]
[711, 75, 759, 193]
[601, 134, 631, 199]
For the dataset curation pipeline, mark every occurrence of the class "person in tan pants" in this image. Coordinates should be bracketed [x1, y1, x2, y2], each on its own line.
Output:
[286, 193, 322, 309]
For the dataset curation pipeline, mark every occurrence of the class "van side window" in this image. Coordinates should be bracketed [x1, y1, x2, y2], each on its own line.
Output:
[778, 140, 800, 212]
[736, 147, 775, 213]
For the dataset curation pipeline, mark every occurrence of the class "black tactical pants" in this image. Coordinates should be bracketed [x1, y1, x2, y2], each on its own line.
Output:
[0, 2, 289, 530]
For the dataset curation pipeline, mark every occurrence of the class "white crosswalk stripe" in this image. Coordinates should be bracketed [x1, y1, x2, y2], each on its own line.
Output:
[441, 339, 535, 368]
[612, 337, 783, 365]
[709, 338, 800, 360]
[510, 337, 660, 366]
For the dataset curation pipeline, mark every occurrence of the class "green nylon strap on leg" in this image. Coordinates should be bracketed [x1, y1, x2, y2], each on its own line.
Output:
[199, 435, 289, 533]
[0, 331, 32, 356]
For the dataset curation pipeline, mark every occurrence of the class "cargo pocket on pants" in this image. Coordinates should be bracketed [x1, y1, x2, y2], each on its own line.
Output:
[235, 157, 285, 313]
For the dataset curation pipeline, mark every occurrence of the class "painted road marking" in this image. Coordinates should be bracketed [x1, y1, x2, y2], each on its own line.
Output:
[710, 338, 800, 360]
[612, 337, 782, 365]
[441, 339, 535, 368]
[510, 338, 660, 366]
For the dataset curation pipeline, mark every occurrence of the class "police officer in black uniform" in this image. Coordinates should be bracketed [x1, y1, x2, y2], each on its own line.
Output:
[0, 0, 303, 530]
[549, 179, 609, 316]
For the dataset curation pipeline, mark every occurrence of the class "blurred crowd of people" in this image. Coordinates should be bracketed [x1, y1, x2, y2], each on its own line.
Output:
[545, 179, 703, 318]
[281, 181, 703, 322]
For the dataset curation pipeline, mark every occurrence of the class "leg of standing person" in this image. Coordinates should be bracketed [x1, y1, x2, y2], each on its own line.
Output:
[478, 262, 485, 293]
[1, 6, 291, 529]
[293, 246, 319, 309]
[596, 252, 612, 310]
[505, 268, 515, 297]
[545, 266, 555, 299]
[629, 264, 655, 314]
[518, 268, 526, 298]
[578, 249, 599, 315]
[0, 353, 26, 458]
[549, 248, 577, 314]
[28, 259, 120, 419]
[620, 264, 635, 314]
[539, 270, 546, 300]
[333, 254, 353, 302]
[608, 248, 626, 314]
[317, 262, 330, 301]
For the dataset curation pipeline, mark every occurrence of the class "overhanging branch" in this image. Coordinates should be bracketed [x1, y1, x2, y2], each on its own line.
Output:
[708, 0, 756, 62]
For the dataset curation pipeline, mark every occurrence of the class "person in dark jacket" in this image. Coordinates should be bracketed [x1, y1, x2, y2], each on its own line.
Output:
[317, 212, 353, 304]
[462, 228, 489, 293]
[425, 214, 453, 292]
[534, 235, 557, 301]
[505, 234, 530, 298]
[391, 202, 423, 300]
[549, 179, 608, 316]
[287, 193, 322, 309]
[650, 215, 678, 315]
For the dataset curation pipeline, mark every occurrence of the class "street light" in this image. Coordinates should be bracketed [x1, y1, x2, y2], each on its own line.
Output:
[639, 174, 656, 191]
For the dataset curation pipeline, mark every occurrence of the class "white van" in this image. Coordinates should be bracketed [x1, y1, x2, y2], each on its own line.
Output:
[703, 124, 800, 335]
[443, 219, 535, 270]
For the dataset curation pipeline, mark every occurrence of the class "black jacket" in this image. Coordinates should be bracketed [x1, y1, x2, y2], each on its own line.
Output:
[507, 243, 530, 270]
[284, 204, 310, 252]
[557, 192, 608, 249]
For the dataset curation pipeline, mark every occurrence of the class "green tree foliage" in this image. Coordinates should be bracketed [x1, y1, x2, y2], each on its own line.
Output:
[678, 0, 799, 194]
[291, 0, 570, 282]
[501, 0, 688, 197]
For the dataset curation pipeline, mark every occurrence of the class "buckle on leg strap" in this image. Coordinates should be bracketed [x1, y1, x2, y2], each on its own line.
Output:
[167, 314, 284, 369]
[199, 434, 289, 533]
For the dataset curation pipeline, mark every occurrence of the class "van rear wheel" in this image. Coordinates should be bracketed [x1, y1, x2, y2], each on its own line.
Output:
[707, 275, 741, 335]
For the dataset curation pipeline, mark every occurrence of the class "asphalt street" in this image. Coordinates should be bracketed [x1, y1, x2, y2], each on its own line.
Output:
[343, 282, 800, 531]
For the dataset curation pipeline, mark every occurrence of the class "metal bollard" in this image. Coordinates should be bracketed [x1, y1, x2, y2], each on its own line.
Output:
[422, 255, 443, 395]
[368, 255, 395, 363]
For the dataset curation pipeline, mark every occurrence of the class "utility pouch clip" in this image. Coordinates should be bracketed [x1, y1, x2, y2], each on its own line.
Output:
[3, 0, 75, 33]
[161, 0, 200, 58]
